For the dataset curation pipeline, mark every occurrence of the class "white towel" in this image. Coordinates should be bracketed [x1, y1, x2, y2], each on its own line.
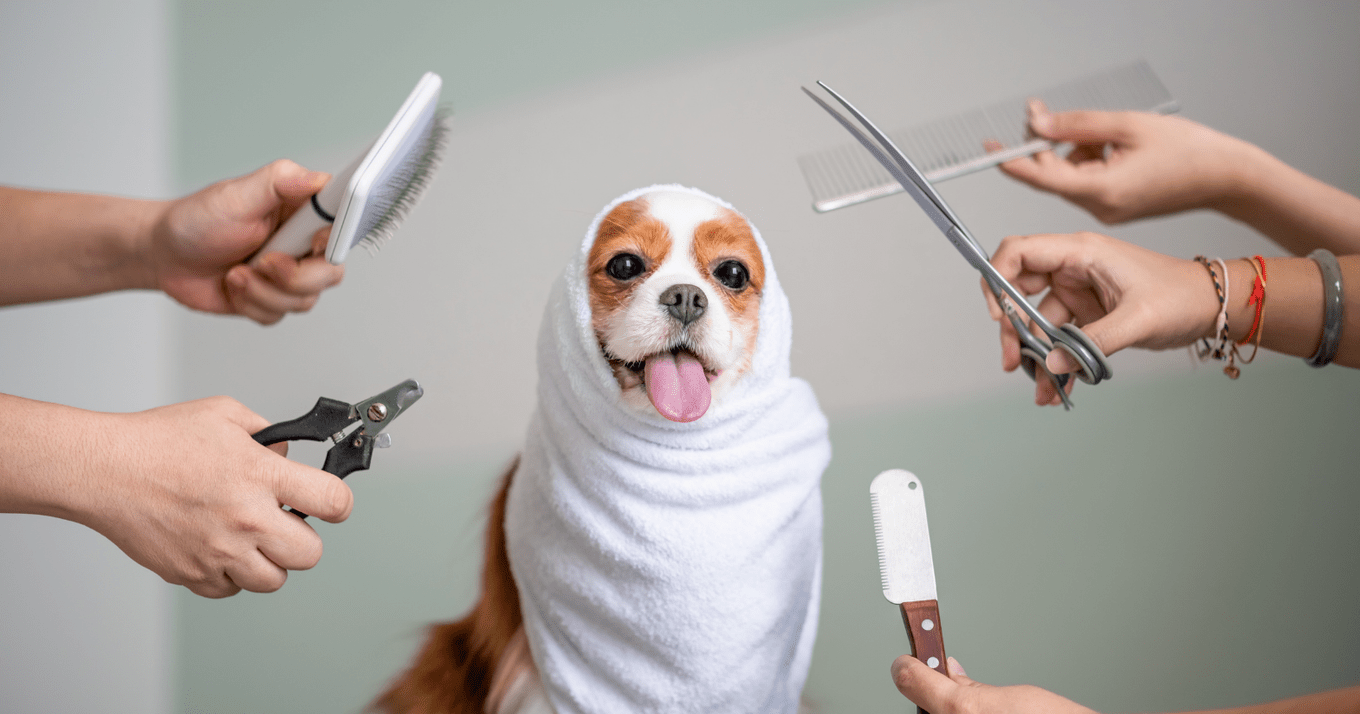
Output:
[504, 185, 832, 713]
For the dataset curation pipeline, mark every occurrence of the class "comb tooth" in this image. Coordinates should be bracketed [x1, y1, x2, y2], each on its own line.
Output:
[870, 492, 890, 592]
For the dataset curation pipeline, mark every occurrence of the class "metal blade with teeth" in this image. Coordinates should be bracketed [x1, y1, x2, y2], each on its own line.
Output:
[354, 379, 424, 436]
[870, 469, 937, 604]
[870, 468, 950, 680]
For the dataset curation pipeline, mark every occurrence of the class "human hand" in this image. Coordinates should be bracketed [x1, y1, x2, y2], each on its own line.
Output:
[984, 232, 1217, 406]
[148, 159, 345, 325]
[991, 101, 1259, 224]
[892, 654, 1100, 714]
[78, 396, 354, 598]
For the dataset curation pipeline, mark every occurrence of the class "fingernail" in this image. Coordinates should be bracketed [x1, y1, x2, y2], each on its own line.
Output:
[1027, 98, 1051, 133]
[947, 657, 967, 677]
[982, 139, 1003, 153]
[1046, 349, 1076, 374]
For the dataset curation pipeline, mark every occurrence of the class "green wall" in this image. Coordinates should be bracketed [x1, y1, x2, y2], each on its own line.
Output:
[172, 0, 901, 188]
[170, 2, 1360, 712]
[178, 361, 1360, 713]
[810, 361, 1360, 713]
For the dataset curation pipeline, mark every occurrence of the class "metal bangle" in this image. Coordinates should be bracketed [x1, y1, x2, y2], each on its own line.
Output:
[1306, 248, 1344, 367]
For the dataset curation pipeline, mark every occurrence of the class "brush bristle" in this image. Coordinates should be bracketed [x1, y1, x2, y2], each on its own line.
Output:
[356, 105, 453, 254]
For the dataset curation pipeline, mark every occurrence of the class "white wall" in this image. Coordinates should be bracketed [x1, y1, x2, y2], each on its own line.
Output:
[0, 1, 175, 712]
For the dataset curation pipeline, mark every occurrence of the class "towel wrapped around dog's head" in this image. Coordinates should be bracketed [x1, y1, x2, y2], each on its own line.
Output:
[505, 185, 831, 713]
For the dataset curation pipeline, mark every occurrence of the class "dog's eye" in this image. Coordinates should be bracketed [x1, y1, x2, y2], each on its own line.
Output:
[606, 253, 645, 281]
[713, 260, 749, 291]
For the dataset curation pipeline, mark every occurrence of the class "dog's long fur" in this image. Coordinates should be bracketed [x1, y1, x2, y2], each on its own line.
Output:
[371, 460, 524, 714]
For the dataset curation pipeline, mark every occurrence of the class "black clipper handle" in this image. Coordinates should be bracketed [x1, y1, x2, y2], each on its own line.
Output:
[283, 434, 376, 520]
[252, 397, 354, 445]
[321, 433, 376, 481]
[252, 396, 369, 520]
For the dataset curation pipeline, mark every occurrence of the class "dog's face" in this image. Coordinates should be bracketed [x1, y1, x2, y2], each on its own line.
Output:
[587, 191, 765, 422]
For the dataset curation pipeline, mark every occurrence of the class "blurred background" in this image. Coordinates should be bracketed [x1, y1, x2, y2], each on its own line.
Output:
[2, 1, 1358, 712]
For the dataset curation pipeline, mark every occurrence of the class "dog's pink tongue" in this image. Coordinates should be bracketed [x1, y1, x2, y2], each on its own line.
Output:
[644, 350, 712, 422]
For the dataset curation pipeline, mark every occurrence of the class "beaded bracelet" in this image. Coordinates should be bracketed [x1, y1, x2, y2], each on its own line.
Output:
[1194, 256, 1230, 358]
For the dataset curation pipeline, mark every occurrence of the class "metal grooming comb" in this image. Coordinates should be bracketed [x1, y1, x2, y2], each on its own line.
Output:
[798, 60, 1178, 212]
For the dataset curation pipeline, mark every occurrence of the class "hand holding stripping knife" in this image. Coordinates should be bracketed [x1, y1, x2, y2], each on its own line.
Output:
[803, 82, 1113, 408]
[252, 379, 423, 519]
[871, 469, 946, 714]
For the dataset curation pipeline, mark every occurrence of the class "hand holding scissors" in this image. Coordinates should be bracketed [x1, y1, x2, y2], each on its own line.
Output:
[803, 82, 1114, 408]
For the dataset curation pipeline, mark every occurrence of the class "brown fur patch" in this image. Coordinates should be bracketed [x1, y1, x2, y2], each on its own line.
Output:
[692, 208, 764, 307]
[587, 197, 672, 348]
[370, 460, 524, 714]
[693, 209, 764, 371]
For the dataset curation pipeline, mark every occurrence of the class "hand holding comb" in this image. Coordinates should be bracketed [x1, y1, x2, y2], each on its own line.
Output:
[871, 469, 946, 713]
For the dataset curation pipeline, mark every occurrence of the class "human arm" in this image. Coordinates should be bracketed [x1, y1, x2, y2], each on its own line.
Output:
[0, 159, 345, 324]
[0, 393, 354, 597]
[984, 232, 1360, 406]
[994, 103, 1360, 256]
[891, 653, 1360, 714]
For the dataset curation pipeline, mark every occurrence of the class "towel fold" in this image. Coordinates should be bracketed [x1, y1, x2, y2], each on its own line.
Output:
[505, 185, 831, 713]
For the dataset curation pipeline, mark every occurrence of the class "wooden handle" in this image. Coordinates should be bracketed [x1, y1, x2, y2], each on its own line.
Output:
[900, 599, 946, 714]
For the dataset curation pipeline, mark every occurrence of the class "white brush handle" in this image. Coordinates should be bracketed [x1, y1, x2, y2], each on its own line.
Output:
[249, 152, 364, 266]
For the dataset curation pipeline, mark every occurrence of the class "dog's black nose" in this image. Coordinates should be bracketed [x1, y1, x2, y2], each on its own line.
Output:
[660, 284, 707, 325]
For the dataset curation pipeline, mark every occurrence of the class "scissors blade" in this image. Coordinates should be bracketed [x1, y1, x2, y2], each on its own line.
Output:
[353, 378, 424, 436]
[811, 82, 970, 236]
[801, 87, 957, 236]
[804, 82, 1106, 394]
[802, 85, 1005, 283]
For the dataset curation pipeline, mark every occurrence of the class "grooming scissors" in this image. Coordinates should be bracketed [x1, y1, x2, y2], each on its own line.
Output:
[803, 82, 1112, 408]
[252, 379, 424, 518]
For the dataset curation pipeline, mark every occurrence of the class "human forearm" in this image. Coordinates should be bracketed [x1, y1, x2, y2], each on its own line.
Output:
[1214, 148, 1360, 256]
[1220, 255, 1359, 367]
[1006, 108, 1360, 257]
[0, 391, 354, 597]
[0, 187, 164, 305]
[1, 161, 345, 322]
[1183, 685, 1360, 714]
[894, 654, 1360, 714]
[0, 393, 114, 521]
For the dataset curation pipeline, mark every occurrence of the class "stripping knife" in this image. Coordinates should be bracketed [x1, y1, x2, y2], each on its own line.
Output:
[871, 469, 947, 707]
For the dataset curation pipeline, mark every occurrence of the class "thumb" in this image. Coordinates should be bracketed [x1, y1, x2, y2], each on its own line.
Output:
[892, 654, 959, 713]
[1028, 100, 1135, 145]
[274, 464, 355, 523]
[261, 159, 329, 204]
[1045, 310, 1136, 375]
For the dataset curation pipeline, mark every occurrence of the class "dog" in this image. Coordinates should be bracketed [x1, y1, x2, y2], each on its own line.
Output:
[374, 186, 829, 714]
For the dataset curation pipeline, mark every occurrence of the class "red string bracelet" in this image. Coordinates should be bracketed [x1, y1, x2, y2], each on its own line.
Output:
[1240, 255, 1267, 345]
